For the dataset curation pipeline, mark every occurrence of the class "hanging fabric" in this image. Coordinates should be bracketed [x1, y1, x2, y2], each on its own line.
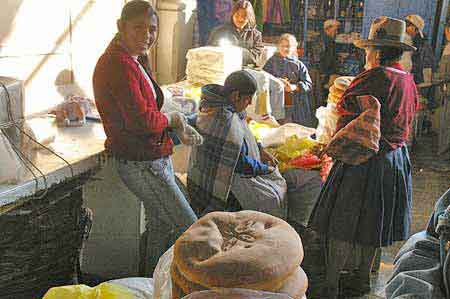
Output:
[281, 0, 291, 24]
[197, 0, 233, 46]
[251, 0, 264, 31]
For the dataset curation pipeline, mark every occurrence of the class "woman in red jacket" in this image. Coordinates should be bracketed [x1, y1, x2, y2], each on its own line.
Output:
[93, 0, 199, 275]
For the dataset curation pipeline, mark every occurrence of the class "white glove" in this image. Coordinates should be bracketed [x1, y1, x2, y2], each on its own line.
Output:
[165, 111, 187, 131]
[177, 124, 203, 146]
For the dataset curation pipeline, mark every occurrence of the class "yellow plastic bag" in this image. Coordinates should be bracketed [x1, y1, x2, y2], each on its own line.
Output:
[42, 282, 135, 299]
[248, 121, 276, 142]
[269, 135, 318, 162]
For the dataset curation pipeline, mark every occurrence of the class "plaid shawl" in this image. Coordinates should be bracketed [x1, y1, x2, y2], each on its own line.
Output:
[325, 95, 381, 165]
[335, 65, 418, 150]
[187, 85, 247, 215]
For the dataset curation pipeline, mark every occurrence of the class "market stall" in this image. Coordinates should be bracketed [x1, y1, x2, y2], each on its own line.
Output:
[161, 45, 286, 123]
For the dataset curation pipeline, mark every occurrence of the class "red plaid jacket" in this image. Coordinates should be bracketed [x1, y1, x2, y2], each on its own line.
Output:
[93, 37, 173, 161]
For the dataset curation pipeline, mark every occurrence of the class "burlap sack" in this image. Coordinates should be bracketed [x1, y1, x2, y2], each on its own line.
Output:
[171, 263, 308, 299]
[275, 266, 308, 299]
[172, 211, 304, 298]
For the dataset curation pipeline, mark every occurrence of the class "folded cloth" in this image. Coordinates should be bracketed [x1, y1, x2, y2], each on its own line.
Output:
[325, 95, 381, 165]
[171, 211, 306, 299]
[333, 76, 354, 91]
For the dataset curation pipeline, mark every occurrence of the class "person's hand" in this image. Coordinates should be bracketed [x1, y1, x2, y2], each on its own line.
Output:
[267, 165, 276, 174]
[261, 148, 279, 166]
[165, 111, 187, 131]
[281, 78, 297, 92]
[178, 125, 204, 146]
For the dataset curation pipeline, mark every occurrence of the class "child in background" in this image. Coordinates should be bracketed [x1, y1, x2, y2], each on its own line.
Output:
[263, 34, 314, 127]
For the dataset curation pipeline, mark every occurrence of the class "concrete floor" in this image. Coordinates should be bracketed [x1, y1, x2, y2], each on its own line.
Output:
[81, 135, 449, 298]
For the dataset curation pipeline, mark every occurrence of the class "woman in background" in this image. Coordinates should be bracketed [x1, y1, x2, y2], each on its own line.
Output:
[263, 34, 314, 126]
[208, 0, 263, 66]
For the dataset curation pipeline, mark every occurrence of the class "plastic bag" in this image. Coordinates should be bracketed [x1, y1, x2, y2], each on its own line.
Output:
[51, 96, 93, 127]
[181, 289, 294, 299]
[42, 283, 136, 299]
[108, 278, 154, 299]
[315, 103, 340, 145]
[260, 124, 316, 148]
[289, 153, 321, 169]
[0, 130, 22, 184]
[268, 136, 318, 162]
[153, 246, 174, 299]
[248, 121, 276, 142]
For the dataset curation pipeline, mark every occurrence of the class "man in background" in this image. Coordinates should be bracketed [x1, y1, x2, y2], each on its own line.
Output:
[405, 14, 435, 85]
[319, 19, 341, 105]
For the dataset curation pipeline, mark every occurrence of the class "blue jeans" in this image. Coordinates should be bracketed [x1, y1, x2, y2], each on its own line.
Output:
[116, 156, 197, 276]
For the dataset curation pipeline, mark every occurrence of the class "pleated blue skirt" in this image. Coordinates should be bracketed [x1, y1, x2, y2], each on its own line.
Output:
[308, 146, 413, 247]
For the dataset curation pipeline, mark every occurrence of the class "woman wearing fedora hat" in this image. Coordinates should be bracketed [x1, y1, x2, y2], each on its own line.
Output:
[308, 17, 419, 298]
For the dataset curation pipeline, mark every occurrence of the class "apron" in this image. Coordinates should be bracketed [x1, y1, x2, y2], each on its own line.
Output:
[230, 118, 288, 219]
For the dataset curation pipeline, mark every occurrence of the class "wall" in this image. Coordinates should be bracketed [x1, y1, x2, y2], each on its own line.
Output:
[362, 0, 438, 39]
[155, 0, 196, 84]
[0, 0, 126, 116]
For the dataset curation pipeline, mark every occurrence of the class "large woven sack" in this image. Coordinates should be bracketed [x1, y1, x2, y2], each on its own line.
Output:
[171, 211, 307, 299]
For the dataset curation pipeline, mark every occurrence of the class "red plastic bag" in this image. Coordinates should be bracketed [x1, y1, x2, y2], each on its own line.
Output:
[319, 154, 333, 182]
[289, 153, 321, 169]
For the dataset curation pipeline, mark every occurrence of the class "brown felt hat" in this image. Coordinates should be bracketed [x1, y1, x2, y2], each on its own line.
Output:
[354, 16, 416, 51]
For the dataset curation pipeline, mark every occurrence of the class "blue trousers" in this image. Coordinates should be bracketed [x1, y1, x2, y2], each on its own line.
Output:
[116, 156, 197, 275]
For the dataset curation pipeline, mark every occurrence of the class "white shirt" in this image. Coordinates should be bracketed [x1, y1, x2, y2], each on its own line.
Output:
[132, 56, 157, 98]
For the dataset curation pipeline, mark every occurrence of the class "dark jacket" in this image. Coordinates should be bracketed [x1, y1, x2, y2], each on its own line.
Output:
[319, 34, 339, 76]
[93, 37, 173, 161]
[411, 34, 436, 84]
[207, 23, 263, 65]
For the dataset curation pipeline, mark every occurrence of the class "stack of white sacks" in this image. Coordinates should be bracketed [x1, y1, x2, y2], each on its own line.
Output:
[186, 46, 243, 85]
[315, 76, 354, 144]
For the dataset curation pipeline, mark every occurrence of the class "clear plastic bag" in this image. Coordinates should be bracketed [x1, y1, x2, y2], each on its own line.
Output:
[181, 288, 294, 299]
[0, 131, 22, 184]
[108, 278, 154, 299]
[153, 246, 174, 299]
[260, 124, 316, 148]
[315, 103, 340, 145]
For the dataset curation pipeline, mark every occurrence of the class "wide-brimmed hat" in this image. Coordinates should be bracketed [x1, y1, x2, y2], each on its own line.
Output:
[324, 19, 340, 29]
[354, 16, 416, 51]
[405, 14, 425, 38]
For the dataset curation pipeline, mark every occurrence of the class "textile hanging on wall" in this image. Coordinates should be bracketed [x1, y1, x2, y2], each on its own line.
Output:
[197, 0, 233, 45]
[250, 0, 264, 31]
[263, 0, 291, 25]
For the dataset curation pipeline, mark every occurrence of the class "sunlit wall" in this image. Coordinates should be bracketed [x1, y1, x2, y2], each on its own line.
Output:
[0, 0, 127, 116]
